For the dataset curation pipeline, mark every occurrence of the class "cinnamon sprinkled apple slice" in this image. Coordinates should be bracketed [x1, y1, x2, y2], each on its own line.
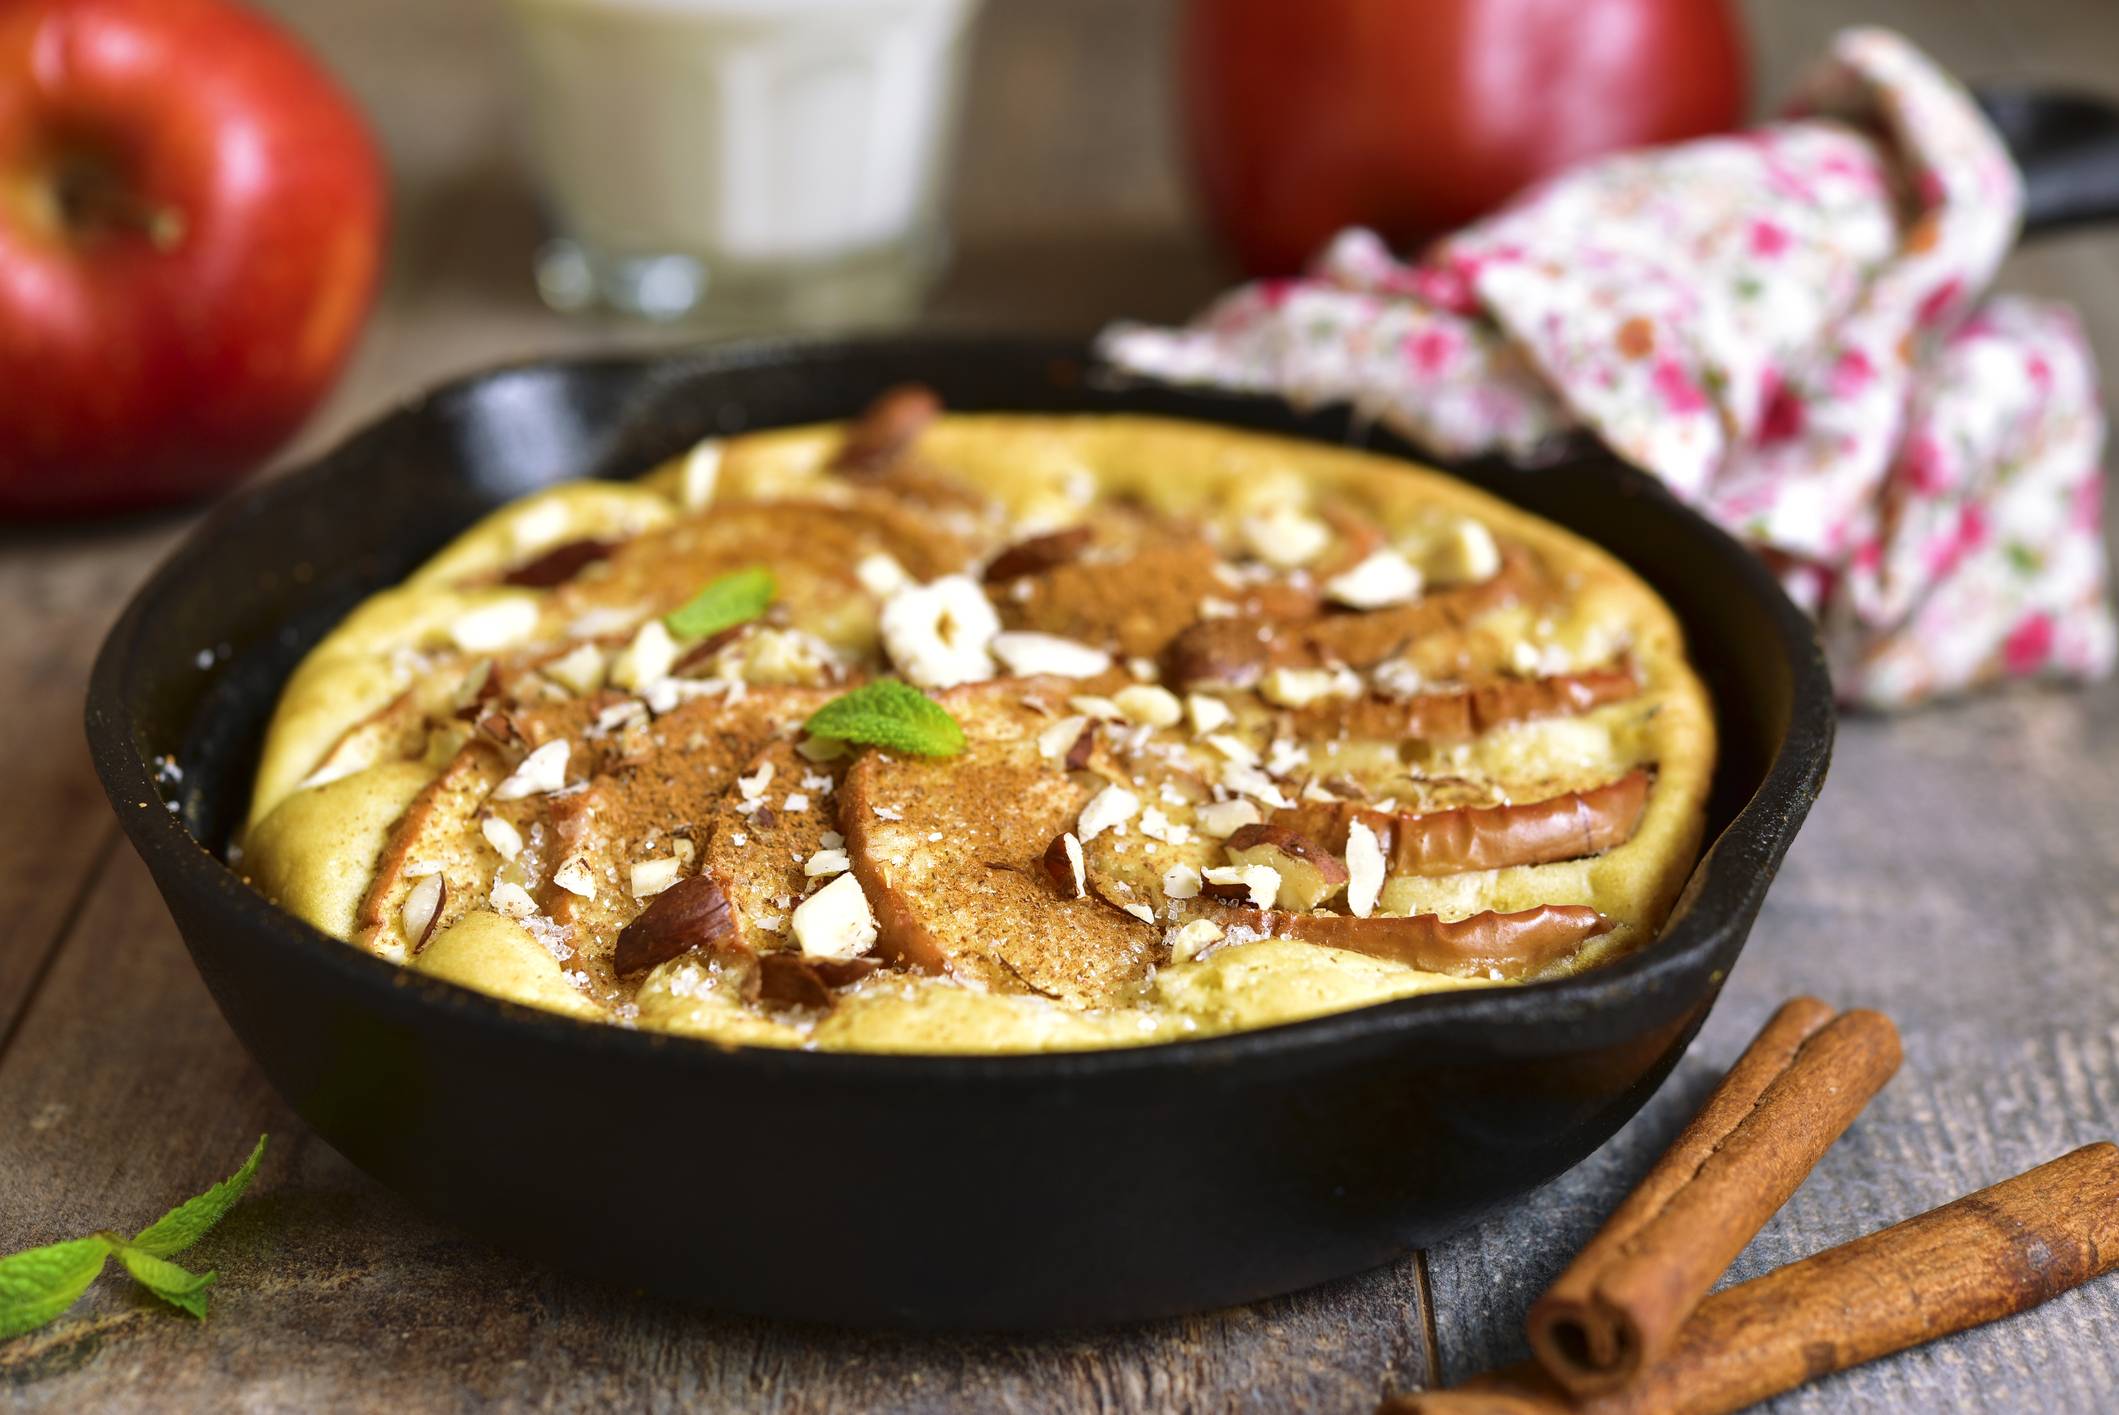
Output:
[1288, 665, 1640, 742]
[837, 681, 1158, 1005]
[1163, 549, 1536, 689]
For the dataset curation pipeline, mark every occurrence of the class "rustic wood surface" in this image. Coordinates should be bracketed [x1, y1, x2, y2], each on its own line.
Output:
[4, 0, 2117, 1409]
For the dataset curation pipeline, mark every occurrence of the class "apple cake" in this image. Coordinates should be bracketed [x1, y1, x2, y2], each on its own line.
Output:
[242, 388, 1715, 1053]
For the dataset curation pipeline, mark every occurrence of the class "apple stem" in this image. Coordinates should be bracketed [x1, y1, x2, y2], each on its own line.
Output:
[53, 154, 186, 251]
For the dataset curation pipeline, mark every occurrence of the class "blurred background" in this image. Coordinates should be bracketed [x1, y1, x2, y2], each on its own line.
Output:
[275, 0, 2119, 462]
[5, 0, 2115, 513]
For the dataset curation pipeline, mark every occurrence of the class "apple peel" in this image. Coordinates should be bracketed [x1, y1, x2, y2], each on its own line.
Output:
[1273, 770, 1651, 876]
[1201, 900, 1614, 980]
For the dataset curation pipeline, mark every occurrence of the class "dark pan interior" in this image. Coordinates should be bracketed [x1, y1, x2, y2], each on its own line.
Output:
[89, 334, 1833, 1328]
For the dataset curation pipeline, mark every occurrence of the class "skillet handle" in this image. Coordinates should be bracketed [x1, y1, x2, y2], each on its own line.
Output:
[1974, 85, 2119, 237]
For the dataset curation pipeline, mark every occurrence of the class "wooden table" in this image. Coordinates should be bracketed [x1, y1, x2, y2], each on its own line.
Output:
[6, 0, 2117, 1409]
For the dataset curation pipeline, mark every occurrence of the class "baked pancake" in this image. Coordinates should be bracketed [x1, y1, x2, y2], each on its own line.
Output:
[241, 390, 1715, 1053]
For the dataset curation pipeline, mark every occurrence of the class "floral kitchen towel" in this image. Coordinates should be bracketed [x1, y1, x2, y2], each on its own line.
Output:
[1101, 27, 2113, 708]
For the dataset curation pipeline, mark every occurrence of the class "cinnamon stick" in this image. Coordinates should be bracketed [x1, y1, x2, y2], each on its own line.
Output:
[1384, 1142, 2119, 1415]
[1525, 998, 1901, 1396]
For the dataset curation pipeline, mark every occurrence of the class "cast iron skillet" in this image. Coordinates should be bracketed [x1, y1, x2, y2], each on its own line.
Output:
[79, 76, 2119, 1333]
[86, 333, 1832, 1329]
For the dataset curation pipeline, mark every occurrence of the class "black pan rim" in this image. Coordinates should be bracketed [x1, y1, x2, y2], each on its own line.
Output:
[85, 330, 1835, 1085]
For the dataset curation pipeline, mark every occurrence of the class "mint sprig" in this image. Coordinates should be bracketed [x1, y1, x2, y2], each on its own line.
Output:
[0, 1239, 110, 1339]
[0, 1135, 265, 1340]
[665, 566, 776, 640]
[805, 680, 965, 757]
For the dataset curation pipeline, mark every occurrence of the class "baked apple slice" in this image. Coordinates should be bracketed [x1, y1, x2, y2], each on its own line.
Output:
[1272, 770, 1651, 876]
[538, 688, 831, 981]
[992, 525, 1230, 661]
[1286, 666, 1639, 742]
[1196, 900, 1612, 980]
[352, 739, 512, 957]
[838, 681, 1159, 1005]
[1163, 548, 1537, 689]
[698, 737, 849, 953]
[549, 498, 977, 659]
[989, 510, 1325, 662]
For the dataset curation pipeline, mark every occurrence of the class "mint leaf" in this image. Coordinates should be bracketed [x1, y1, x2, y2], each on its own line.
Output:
[0, 1237, 112, 1339]
[665, 566, 776, 640]
[0, 1136, 266, 1341]
[113, 1246, 217, 1321]
[130, 1135, 267, 1259]
[805, 680, 965, 757]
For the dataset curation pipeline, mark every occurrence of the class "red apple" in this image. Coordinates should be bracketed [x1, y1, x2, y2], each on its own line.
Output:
[0, 0, 386, 518]
[1181, 0, 1749, 276]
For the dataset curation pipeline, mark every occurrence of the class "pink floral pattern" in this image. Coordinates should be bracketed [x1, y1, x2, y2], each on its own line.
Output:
[1101, 28, 2114, 708]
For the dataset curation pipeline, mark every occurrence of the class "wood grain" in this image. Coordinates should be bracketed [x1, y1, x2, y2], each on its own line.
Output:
[0, 523, 174, 1038]
[4, 0, 2118, 1410]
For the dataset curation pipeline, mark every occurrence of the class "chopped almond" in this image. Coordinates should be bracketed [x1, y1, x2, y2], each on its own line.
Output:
[1043, 832, 1088, 899]
[791, 871, 879, 960]
[983, 525, 1095, 582]
[829, 383, 941, 476]
[613, 873, 737, 974]
[1201, 862, 1281, 908]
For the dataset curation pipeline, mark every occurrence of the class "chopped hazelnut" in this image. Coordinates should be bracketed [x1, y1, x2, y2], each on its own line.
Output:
[492, 740, 570, 801]
[542, 642, 607, 696]
[680, 438, 722, 508]
[1043, 831, 1088, 898]
[1113, 684, 1183, 728]
[1196, 798, 1263, 839]
[1037, 713, 1093, 761]
[791, 872, 878, 960]
[552, 856, 597, 898]
[1261, 666, 1362, 709]
[449, 597, 539, 654]
[611, 618, 679, 691]
[1162, 863, 1202, 900]
[1185, 693, 1234, 735]
[1168, 919, 1224, 963]
[630, 856, 682, 898]
[1240, 508, 1332, 568]
[1077, 784, 1141, 841]
[1345, 819, 1385, 918]
[991, 631, 1113, 679]
[1426, 518, 1502, 584]
[481, 814, 525, 860]
[880, 575, 999, 688]
[1224, 823, 1349, 910]
[1201, 862, 1281, 909]
[1325, 549, 1423, 609]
